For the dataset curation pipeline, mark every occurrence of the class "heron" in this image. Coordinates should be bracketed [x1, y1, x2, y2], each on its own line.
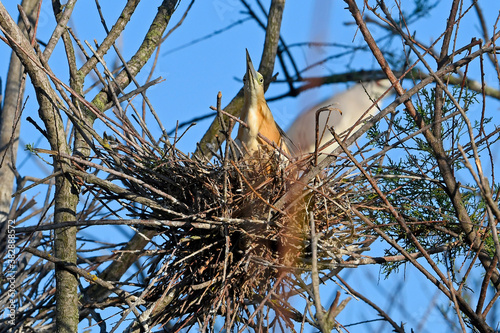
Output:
[286, 80, 393, 158]
[235, 49, 290, 158]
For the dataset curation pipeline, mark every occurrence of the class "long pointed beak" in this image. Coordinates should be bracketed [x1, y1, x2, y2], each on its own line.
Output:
[245, 49, 258, 83]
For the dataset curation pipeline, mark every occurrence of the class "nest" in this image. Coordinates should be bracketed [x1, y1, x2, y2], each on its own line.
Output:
[82, 128, 369, 330]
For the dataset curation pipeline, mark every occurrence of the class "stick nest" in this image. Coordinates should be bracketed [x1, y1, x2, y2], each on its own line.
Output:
[85, 131, 369, 330]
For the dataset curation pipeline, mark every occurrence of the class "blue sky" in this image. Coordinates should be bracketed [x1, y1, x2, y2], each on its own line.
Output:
[2, 0, 500, 332]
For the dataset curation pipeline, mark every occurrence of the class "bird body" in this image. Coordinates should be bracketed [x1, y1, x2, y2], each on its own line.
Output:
[286, 80, 393, 157]
[235, 50, 289, 157]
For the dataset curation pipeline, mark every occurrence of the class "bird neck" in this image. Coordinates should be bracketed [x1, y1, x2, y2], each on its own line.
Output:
[244, 95, 272, 126]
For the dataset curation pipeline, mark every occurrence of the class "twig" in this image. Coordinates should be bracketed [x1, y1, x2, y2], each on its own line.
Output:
[309, 211, 327, 331]
[15, 218, 220, 234]
[337, 275, 404, 333]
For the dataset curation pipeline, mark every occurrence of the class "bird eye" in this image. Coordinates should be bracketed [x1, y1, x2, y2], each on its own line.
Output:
[259, 78, 264, 83]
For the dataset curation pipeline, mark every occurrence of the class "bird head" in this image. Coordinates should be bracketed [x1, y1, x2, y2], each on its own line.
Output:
[243, 49, 265, 101]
